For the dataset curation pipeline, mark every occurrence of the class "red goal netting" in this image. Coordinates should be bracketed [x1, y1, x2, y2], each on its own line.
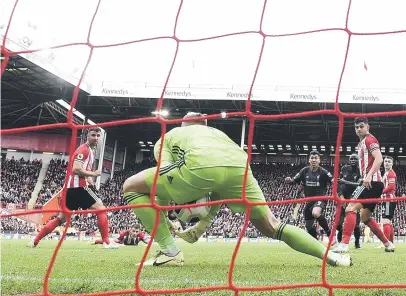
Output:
[1, 0, 406, 295]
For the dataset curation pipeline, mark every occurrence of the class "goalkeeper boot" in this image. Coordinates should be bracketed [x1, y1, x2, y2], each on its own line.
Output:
[138, 250, 184, 267]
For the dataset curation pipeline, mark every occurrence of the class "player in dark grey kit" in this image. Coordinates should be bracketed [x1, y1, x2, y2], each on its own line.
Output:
[285, 151, 336, 244]
[337, 154, 361, 249]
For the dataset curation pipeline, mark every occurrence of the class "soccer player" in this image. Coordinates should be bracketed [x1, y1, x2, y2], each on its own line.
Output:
[123, 112, 351, 267]
[28, 127, 118, 249]
[285, 151, 336, 245]
[115, 226, 150, 246]
[94, 225, 149, 246]
[336, 154, 362, 249]
[332, 117, 395, 253]
[381, 156, 397, 243]
[96, 227, 149, 245]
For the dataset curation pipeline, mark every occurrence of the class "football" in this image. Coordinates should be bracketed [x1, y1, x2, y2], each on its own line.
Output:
[174, 194, 211, 223]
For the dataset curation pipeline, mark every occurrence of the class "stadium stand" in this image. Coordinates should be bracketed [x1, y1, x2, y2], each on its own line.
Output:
[2, 158, 405, 240]
[1, 157, 42, 208]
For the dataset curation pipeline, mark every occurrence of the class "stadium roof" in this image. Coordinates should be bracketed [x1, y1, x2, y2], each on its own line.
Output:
[2, 1, 406, 103]
[1, 0, 406, 155]
[2, 54, 405, 156]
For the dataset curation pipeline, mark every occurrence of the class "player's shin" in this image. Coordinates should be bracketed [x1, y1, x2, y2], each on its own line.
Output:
[316, 215, 331, 236]
[251, 209, 343, 266]
[305, 220, 318, 239]
[34, 217, 63, 245]
[390, 225, 394, 243]
[365, 218, 389, 245]
[336, 224, 343, 243]
[383, 223, 392, 243]
[274, 222, 344, 266]
[97, 212, 110, 244]
[341, 211, 356, 244]
[353, 225, 361, 246]
[124, 192, 179, 255]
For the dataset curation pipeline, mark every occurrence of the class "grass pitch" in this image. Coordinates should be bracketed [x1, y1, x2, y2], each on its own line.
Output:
[1, 240, 405, 295]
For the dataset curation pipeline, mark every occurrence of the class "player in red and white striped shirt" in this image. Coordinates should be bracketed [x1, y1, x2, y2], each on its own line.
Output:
[333, 117, 394, 253]
[381, 156, 397, 243]
[93, 225, 150, 246]
[29, 127, 118, 249]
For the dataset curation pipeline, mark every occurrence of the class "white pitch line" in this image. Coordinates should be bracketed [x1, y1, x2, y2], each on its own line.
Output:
[0, 275, 280, 286]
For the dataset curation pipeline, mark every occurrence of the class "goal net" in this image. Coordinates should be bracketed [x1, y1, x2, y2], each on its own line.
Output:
[1, 0, 406, 295]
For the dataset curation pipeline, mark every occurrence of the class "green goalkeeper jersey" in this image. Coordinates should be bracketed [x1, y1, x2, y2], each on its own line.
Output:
[154, 125, 248, 169]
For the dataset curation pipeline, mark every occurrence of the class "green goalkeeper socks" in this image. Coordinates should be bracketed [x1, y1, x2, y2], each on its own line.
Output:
[274, 222, 336, 265]
[124, 192, 179, 255]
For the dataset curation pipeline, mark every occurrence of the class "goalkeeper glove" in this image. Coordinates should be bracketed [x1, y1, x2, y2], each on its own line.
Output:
[175, 201, 221, 243]
[175, 220, 211, 244]
[166, 218, 180, 232]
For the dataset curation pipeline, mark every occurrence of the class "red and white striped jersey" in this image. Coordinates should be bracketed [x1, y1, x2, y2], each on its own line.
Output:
[357, 133, 382, 182]
[68, 143, 94, 188]
[382, 169, 396, 197]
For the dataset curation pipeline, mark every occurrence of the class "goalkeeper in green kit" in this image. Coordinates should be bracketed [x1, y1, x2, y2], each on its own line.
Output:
[123, 112, 352, 267]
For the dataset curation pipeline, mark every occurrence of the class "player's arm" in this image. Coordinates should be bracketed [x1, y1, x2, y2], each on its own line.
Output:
[337, 168, 360, 187]
[364, 139, 383, 187]
[138, 232, 150, 244]
[382, 173, 396, 194]
[338, 179, 360, 187]
[324, 169, 334, 184]
[114, 229, 130, 244]
[337, 167, 345, 197]
[72, 161, 99, 177]
[86, 176, 95, 187]
[285, 168, 304, 185]
[72, 149, 100, 177]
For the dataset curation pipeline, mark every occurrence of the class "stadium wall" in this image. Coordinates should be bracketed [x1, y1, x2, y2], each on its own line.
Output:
[1, 132, 76, 153]
[2, 132, 131, 171]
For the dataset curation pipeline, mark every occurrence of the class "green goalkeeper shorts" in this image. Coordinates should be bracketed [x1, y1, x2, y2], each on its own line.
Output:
[143, 164, 268, 219]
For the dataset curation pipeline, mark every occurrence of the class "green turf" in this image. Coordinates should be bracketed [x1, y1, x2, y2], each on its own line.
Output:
[1, 240, 405, 295]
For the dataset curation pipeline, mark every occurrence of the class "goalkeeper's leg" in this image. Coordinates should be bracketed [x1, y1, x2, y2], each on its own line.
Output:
[123, 168, 184, 266]
[250, 207, 351, 267]
[220, 168, 351, 267]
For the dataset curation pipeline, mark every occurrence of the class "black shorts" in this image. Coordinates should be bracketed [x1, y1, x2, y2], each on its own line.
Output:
[350, 181, 384, 212]
[382, 201, 396, 220]
[304, 200, 327, 220]
[65, 187, 101, 210]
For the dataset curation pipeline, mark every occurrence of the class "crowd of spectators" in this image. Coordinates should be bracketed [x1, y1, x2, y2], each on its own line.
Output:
[2, 157, 406, 239]
[1, 157, 42, 208]
[1, 210, 36, 234]
[35, 158, 68, 207]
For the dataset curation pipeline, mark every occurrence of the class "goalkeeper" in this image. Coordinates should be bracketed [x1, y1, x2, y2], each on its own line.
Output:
[123, 112, 351, 267]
